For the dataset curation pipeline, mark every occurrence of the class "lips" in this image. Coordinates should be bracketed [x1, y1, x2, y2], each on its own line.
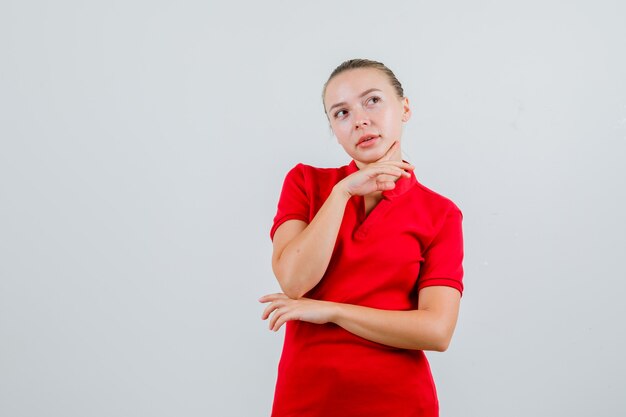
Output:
[357, 134, 380, 145]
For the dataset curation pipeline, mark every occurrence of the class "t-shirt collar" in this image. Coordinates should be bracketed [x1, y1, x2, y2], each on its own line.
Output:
[346, 159, 417, 200]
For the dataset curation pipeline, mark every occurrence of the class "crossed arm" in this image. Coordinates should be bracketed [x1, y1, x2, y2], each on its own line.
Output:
[260, 145, 462, 351]
[259, 286, 460, 352]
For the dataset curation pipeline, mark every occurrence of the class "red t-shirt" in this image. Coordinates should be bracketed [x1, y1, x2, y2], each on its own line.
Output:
[269, 160, 464, 417]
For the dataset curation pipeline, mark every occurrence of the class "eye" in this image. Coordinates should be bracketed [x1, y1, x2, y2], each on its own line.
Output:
[366, 96, 381, 105]
[333, 109, 348, 119]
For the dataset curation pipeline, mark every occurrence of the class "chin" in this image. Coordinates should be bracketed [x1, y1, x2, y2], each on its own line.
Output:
[343, 142, 389, 164]
[358, 147, 388, 161]
[352, 153, 384, 166]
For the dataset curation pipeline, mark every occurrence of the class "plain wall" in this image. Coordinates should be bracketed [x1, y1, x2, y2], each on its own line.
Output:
[1, 1, 625, 416]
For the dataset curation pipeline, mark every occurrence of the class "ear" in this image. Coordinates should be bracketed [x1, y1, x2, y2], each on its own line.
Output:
[401, 97, 412, 122]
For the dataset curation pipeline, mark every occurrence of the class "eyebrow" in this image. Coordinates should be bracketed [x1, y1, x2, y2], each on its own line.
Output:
[327, 88, 382, 114]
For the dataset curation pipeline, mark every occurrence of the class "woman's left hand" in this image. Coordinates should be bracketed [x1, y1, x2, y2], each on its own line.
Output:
[259, 293, 337, 332]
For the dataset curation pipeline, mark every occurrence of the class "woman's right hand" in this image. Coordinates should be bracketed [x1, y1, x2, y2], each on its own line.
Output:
[336, 142, 414, 197]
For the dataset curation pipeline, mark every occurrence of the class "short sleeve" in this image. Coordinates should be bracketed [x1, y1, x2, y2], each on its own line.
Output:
[270, 164, 310, 241]
[418, 207, 465, 295]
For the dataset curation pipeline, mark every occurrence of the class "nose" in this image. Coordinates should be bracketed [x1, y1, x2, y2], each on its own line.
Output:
[353, 109, 370, 129]
[355, 119, 369, 129]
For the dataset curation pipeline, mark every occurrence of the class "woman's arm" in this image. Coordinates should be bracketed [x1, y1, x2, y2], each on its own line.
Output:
[271, 187, 351, 299]
[272, 142, 413, 299]
[259, 286, 461, 351]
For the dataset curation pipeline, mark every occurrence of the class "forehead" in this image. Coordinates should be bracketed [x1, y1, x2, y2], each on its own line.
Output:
[324, 68, 393, 104]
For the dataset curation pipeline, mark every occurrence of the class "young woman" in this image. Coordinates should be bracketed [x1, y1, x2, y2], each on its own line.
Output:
[259, 59, 464, 417]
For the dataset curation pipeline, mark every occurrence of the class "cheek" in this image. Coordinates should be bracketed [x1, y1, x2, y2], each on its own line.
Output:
[384, 108, 404, 127]
[379, 109, 397, 128]
[332, 121, 351, 138]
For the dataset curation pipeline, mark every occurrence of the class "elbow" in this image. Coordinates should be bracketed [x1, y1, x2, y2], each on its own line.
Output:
[279, 282, 307, 299]
[273, 265, 307, 299]
[427, 326, 455, 352]
[431, 338, 451, 352]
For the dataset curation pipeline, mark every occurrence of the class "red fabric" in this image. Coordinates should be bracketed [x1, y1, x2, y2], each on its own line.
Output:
[269, 160, 464, 417]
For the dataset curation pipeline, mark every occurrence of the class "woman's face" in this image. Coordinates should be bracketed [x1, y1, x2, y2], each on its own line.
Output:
[324, 68, 411, 165]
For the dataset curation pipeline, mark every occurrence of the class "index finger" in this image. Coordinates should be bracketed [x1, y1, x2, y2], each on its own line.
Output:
[258, 293, 288, 303]
[377, 141, 399, 162]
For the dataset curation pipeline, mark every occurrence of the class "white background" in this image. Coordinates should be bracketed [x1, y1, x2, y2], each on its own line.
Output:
[1, 1, 625, 416]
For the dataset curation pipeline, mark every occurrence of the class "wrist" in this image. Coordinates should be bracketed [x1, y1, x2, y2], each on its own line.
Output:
[331, 181, 352, 200]
[327, 301, 343, 324]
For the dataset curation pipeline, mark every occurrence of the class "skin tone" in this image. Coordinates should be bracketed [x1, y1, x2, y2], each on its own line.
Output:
[259, 67, 461, 351]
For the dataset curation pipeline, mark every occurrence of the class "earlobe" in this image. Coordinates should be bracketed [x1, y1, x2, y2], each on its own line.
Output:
[401, 97, 412, 122]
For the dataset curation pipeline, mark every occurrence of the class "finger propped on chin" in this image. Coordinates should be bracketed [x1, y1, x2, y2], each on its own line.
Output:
[376, 141, 399, 162]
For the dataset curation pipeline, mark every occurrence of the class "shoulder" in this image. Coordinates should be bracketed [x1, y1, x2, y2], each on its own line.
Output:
[283, 162, 351, 187]
[287, 162, 350, 176]
[414, 181, 461, 213]
[408, 179, 463, 230]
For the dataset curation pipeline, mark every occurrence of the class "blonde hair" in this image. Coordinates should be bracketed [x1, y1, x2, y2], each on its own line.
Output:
[322, 59, 405, 114]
